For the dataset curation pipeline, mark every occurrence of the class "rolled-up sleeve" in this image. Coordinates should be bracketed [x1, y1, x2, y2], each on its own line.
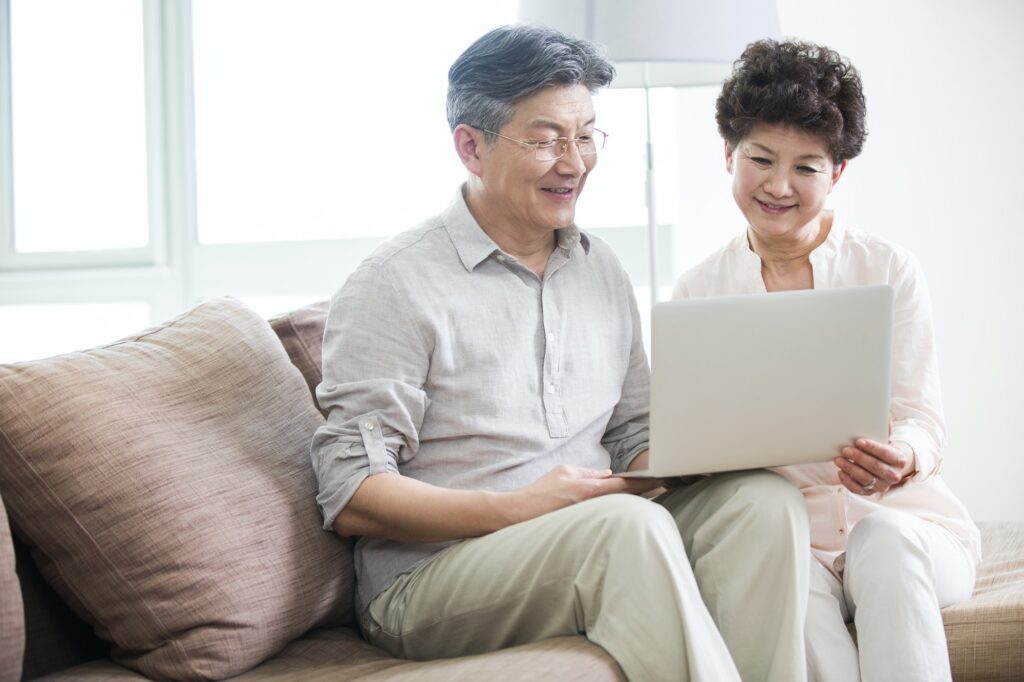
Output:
[311, 262, 431, 529]
[602, 277, 651, 472]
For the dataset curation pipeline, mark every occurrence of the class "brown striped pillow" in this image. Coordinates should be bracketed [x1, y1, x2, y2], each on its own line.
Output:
[0, 298, 353, 680]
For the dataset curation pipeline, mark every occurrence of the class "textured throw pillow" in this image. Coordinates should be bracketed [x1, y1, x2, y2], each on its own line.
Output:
[0, 298, 353, 681]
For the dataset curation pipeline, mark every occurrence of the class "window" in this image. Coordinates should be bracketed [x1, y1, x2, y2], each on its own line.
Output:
[191, 0, 518, 244]
[0, 0, 736, 365]
[8, 0, 149, 254]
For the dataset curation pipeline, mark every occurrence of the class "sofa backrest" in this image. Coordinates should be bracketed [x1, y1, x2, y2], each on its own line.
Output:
[269, 300, 331, 414]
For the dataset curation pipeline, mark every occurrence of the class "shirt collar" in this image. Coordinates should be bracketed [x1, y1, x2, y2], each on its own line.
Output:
[443, 185, 591, 272]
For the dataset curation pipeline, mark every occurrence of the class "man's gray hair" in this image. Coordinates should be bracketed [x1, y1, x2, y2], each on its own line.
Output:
[447, 24, 615, 141]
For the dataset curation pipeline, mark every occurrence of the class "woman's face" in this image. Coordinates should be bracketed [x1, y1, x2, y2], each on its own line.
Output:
[726, 123, 846, 242]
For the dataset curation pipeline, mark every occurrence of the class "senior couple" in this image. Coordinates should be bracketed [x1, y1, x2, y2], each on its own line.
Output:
[310, 25, 979, 682]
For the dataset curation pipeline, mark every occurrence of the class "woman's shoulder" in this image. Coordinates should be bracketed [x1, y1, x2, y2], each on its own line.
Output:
[673, 233, 751, 299]
[835, 223, 924, 280]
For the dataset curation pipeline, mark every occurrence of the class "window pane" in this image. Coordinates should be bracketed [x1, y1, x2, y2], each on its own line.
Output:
[0, 302, 150, 363]
[10, 0, 148, 253]
[192, 0, 517, 244]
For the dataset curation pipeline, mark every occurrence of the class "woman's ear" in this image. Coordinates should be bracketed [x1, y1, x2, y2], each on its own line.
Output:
[454, 124, 484, 177]
[725, 140, 735, 174]
[829, 159, 848, 191]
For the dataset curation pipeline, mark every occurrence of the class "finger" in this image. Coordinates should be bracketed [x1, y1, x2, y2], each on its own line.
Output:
[854, 439, 908, 473]
[837, 446, 901, 484]
[597, 476, 661, 495]
[572, 468, 614, 480]
[833, 457, 877, 488]
[838, 469, 882, 496]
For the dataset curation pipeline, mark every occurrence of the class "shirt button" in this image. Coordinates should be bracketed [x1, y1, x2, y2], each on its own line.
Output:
[547, 385, 555, 394]
[838, 528, 845, 534]
[364, 422, 374, 430]
[547, 333, 555, 343]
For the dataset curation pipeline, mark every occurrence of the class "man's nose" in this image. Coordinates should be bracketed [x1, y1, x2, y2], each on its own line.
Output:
[555, 139, 588, 175]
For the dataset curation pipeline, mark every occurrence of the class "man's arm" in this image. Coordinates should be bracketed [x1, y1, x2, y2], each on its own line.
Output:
[336, 465, 661, 542]
[602, 279, 651, 472]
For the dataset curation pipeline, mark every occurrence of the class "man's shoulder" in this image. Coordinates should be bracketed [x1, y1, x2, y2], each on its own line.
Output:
[577, 230, 628, 272]
[364, 215, 450, 268]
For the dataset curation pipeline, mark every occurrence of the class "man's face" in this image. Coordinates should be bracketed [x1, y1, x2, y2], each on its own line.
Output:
[473, 84, 597, 238]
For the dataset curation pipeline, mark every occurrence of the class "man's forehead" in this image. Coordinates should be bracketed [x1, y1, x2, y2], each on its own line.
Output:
[514, 85, 595, 127]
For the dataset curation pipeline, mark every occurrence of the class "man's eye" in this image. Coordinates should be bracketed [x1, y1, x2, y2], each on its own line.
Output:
[535, 139, 560, 149]
[576, 135, 593, 143]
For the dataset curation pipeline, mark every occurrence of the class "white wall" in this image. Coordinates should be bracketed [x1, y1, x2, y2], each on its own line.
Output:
[673, 0, 1024, 522]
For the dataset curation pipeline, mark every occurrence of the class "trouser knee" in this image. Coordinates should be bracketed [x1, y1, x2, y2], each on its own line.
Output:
[707, 469, 809, 531]
[847, 509, 928, 568]
[572, 494, 685, 562]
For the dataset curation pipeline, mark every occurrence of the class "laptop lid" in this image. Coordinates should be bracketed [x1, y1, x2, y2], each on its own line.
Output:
[643, 285, 893, 477]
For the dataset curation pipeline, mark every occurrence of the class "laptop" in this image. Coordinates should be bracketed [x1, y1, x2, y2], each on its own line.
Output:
[621, 285, 894, 478]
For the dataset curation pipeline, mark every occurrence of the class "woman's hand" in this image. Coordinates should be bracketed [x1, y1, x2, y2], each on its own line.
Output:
[834, 438, 916, 495]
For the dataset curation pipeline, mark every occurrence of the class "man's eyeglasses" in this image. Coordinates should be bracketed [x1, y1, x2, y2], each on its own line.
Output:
[480, 128, 608, 162]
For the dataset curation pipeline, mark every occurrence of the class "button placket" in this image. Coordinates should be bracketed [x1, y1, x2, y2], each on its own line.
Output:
[540, 282, 567, 437]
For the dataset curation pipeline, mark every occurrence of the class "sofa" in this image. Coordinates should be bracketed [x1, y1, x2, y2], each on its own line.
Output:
[0, 297, 1021, 681]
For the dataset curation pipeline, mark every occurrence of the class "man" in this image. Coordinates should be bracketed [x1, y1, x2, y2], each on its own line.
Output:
[311, 25, 809, 682]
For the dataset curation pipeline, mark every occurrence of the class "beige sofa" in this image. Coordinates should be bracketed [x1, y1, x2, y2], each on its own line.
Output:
[0, 298, 1021, 681]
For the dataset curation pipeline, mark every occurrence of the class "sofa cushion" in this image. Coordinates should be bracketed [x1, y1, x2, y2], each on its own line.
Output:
[0, 490, 24, 682]
[944, 521, 1024, 681]
[0, 298, 354, 681]
[269, 300, 330, 413]
[33, 628, 624, 682]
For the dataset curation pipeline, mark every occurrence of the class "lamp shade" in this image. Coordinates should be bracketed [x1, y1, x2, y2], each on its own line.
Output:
[518, 0, 781, 87]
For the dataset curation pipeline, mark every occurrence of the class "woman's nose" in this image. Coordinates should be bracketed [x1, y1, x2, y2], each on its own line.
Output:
[763, 170, 792, 197]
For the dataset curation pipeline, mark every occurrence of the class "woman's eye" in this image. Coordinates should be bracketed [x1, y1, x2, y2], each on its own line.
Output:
[750, 157, 771, 166]
[798, 166, 823, 174]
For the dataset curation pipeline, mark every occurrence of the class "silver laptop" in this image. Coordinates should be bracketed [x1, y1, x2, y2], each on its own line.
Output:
[623, 285, 893, 478]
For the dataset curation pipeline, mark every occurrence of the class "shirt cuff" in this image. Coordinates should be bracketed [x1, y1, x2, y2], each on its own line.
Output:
[890, 426, 939, 481]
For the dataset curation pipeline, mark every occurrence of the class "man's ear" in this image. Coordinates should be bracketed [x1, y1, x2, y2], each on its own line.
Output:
[724, 140, 735, 174]
[454, 124, 484, 177]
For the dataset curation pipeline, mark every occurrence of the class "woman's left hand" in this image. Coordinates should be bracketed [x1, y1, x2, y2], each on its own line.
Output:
[834, 438, 916, 495]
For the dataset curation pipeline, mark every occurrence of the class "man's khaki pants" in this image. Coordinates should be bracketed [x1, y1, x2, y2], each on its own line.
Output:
[361, 470, 810, 682]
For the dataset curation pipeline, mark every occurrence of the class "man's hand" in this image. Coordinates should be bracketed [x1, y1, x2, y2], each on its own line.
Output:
[834, 438, 916, 496]
[510, 465, 663, 523]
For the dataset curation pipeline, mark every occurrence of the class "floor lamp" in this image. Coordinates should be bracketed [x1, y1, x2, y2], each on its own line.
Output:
[518, 0, 780, 303]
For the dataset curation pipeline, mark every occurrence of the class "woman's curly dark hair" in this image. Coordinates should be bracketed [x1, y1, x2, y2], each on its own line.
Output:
[716, 39, 867, 163]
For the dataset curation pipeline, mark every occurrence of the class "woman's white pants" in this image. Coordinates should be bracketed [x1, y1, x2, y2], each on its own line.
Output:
[805, 508, 976, 682]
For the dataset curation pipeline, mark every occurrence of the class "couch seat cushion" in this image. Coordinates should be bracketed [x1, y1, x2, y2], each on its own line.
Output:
[944, 520, 1024, 681]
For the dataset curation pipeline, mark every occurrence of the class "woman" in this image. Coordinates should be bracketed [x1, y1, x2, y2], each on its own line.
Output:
[673, 39, 980, 681]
